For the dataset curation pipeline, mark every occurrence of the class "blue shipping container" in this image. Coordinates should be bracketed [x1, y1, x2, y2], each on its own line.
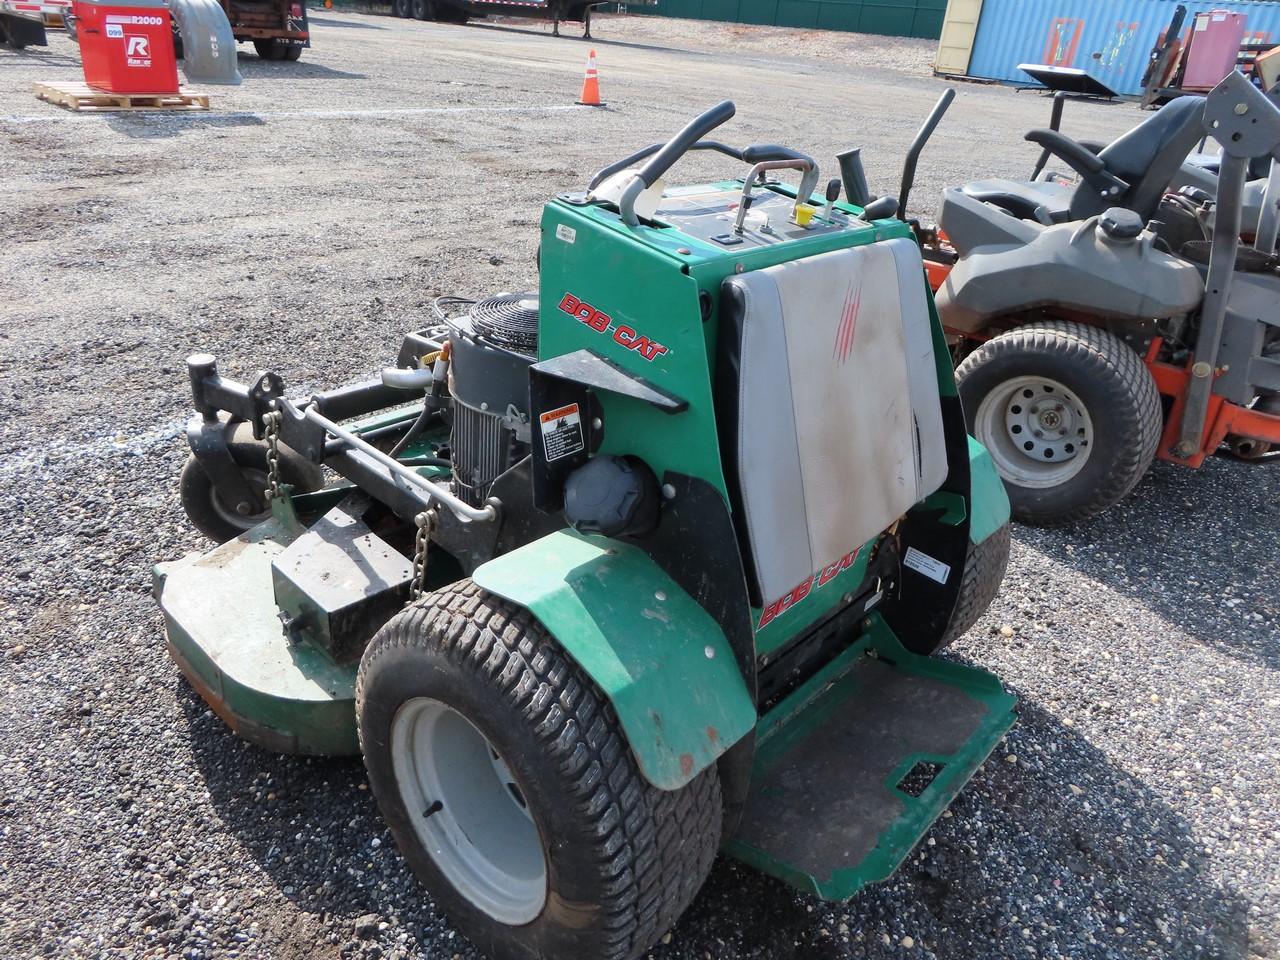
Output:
[963, 0, 1280, 96]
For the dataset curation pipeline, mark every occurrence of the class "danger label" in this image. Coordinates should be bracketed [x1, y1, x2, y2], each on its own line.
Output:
[539, 403, 584, 462]
[903, 547, 951, 584]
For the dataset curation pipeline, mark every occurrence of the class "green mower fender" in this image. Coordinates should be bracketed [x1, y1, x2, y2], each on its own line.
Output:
[967, 436, 1010, 545]
[472, 528, 756, 791]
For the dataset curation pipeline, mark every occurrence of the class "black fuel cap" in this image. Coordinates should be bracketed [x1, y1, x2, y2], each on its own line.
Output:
[1099, 207, 1144, 240]
[563, 455, 660, 538]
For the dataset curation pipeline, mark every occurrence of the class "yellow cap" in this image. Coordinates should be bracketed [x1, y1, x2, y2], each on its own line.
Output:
[794, 204, 817, 228]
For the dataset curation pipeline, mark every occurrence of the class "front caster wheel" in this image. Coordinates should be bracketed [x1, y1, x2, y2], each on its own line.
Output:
[179, 420, 323, 543]
[357, 582, 723, 960]
[957, 320, 1162, 526]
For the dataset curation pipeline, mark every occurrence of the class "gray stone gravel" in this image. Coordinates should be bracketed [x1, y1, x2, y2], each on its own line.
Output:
[1, 11, 1277, 960]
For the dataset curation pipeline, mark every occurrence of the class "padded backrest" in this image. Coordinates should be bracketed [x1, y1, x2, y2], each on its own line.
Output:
[1071, 96, 1205, 222]
[717, 238, 949, 604]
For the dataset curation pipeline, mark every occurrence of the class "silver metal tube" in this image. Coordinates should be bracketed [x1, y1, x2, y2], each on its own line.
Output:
[294, 402, 499, 523]
[733, 158, 815, 235]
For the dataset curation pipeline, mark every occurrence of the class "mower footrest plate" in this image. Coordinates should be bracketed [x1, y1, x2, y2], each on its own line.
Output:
[726, 636, 1016, 900]
[154, 515, 360, 756]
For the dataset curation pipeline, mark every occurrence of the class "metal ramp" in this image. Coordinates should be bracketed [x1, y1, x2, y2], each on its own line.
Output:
[726, 624, 1016, 900]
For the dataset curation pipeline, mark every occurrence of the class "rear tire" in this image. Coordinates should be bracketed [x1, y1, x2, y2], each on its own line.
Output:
[956, 320, 1162, 526]
[393, 0, 413, 17]
[357, 582, 723, 960]
[939, 523, 1011, 648]
[254, 38, 301, 59]
[411, 0, 433, 19]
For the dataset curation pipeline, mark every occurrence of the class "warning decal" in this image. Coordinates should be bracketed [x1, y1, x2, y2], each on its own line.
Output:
[903, 547, 951, 585]
[539, 403, 584, 462]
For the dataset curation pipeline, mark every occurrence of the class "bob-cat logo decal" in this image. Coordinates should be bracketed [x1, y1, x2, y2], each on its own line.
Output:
[559, 293, 670, 362]
[757, 547, 862, 630]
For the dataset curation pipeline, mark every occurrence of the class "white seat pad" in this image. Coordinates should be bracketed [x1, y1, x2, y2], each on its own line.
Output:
[724, 237, 948, 603]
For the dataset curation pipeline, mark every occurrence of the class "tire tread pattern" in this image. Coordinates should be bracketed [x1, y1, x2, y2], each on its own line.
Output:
[356, 581, 721, 960]
[955, 320, 1162, 526]
[940, 523, 1011, 648]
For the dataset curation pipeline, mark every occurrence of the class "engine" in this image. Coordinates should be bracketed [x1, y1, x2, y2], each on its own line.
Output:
[444, 292, 540, 507]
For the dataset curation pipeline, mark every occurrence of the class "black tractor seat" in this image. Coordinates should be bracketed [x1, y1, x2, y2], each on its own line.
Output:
[959, 96, 1206, 227]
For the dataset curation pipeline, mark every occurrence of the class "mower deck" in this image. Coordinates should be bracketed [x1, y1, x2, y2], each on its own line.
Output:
[727, 621, 1016, 900]
[154, 502, 360, 757]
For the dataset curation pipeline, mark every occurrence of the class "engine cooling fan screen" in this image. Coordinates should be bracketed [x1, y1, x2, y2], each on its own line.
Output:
[469, 293, 540, 355]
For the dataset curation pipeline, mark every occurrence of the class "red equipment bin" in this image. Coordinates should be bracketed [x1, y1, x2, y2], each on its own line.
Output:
[74, 0, 178, 95]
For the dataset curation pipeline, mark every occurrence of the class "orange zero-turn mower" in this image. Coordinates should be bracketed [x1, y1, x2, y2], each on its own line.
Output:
[876, 80, 1280, 526]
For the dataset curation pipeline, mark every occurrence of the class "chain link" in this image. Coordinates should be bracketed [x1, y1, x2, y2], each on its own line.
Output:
[410, 508, 438, 602]
[263, 410, 283, 502]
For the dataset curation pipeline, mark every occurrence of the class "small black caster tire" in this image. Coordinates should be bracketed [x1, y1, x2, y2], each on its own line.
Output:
[178, 420, 323, 543]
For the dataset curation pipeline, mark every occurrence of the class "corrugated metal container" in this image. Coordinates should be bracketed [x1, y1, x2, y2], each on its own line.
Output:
[634, 0, 948, 38]
[945, 0, 1280, 95]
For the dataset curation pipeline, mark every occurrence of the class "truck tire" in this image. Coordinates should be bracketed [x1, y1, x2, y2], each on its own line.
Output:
[956, 320, 1162, 526]
[178, 420, 324, 543]
[938, 523, 1011, 649]
[411, 0, 433, 19]
[253, 38, 301, 60]
[393, 0, 412, 17]
[357, 581, 723, 960]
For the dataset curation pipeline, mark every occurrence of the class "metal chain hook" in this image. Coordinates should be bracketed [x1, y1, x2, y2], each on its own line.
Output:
[263, 410, 283, 502]
[410, 508, 438, 602]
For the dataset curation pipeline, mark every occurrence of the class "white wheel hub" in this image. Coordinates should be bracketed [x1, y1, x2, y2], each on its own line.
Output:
[974, 375, 1094, 488]
[390, 698, 548, 924]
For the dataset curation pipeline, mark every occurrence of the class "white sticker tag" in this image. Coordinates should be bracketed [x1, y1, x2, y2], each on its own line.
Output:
[539, 403, 584, 462]
[555, 224, 576, 244]
[863, 590, 883, 612]
[903, 547, 951, 584]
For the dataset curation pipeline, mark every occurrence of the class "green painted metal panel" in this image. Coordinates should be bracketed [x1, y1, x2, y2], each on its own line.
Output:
[967, 436, 1010, 545]
[737, 0, 777, 24]
[775, 0, 818, 26]
[155, 502, 360, 757]
[639, 0, 944, 37]
[472, 529, 757, 791]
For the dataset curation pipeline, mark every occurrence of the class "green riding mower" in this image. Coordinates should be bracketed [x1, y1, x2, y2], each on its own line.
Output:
[156, 102, 1016, 960]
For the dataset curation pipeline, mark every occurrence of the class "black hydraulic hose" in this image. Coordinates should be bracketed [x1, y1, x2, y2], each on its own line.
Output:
[388, 404, 435, 458]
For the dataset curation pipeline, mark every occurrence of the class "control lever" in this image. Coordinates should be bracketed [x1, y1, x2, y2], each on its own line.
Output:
[823, 179, 841, 222]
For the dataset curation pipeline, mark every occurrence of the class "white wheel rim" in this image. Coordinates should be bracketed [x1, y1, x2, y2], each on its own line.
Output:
[973, 375, 1094, 488]
[390, 698, 547, 925]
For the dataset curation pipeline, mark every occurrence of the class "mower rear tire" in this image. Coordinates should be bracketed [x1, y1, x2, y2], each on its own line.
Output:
[357, 581, 723, 960]
[179, 420, 324, 543]
[957, 320, 1162, 526]
[938, 523, 1011, 649]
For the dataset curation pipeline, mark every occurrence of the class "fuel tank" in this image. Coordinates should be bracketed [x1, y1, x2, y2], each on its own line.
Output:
[936, 187, 1204, 333]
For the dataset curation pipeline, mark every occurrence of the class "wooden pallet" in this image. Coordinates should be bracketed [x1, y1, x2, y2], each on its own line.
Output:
[33, 80, 210, 113]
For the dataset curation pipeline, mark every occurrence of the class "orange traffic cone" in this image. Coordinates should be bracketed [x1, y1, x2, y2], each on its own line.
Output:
[577, 49, 604, 107]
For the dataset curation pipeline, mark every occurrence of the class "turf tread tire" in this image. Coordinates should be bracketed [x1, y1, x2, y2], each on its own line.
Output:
[356, 581, 722, 960]
[940, 523, 1011, 648]
[955, 320, 1162, 526]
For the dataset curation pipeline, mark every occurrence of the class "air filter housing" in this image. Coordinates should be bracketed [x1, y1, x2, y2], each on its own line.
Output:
[468, 293, 540, 356]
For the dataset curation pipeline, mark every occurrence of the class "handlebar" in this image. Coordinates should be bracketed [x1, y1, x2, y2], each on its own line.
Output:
[618, 101, 737, 226]
[897, 87, 955, 221]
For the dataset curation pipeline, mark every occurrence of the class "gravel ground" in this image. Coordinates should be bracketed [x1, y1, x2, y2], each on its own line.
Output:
[1, 11, 1278, 960]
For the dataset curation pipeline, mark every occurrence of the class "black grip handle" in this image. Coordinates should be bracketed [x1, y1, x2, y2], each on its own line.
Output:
[635, 101, 736, 188]
[741, 143, 813, 166]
